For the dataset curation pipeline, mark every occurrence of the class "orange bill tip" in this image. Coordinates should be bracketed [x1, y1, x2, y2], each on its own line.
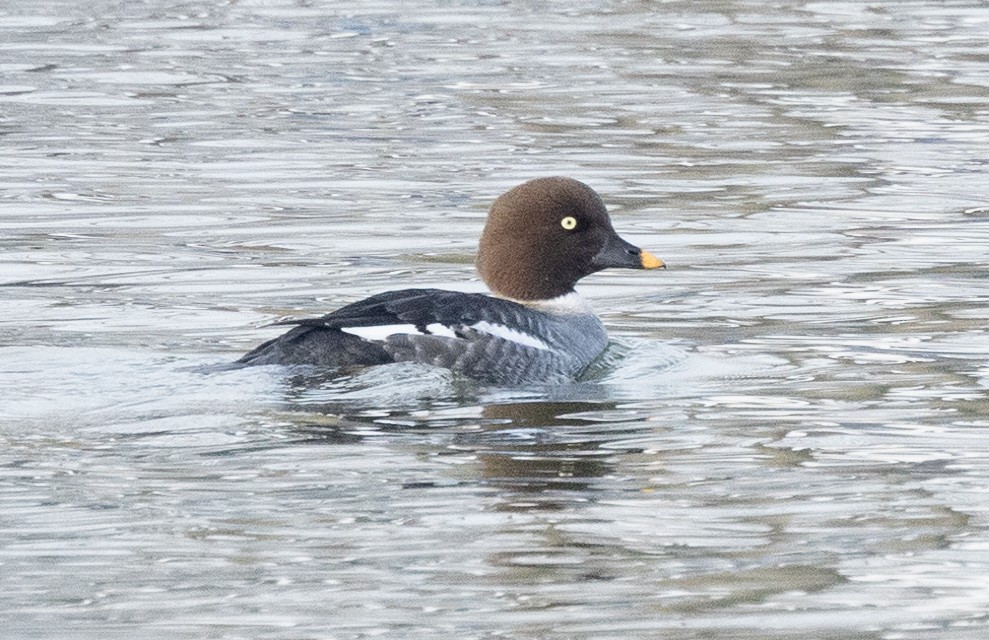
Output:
[640, 249, 666, 270]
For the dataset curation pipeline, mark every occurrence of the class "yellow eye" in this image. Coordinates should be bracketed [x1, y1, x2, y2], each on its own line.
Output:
[560, 216, 578, 230]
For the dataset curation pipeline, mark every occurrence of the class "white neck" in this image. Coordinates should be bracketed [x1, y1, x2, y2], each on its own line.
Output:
[498, 290, 594, 315]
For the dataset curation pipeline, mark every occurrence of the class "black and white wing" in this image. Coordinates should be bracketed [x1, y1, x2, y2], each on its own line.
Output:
[239, 289, 571, 383]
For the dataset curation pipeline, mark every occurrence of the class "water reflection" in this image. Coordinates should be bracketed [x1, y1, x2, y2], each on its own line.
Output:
[287, 397, 628, 497]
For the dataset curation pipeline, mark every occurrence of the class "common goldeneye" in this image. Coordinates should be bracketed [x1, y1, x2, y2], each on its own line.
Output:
[238, 177, 665, 384]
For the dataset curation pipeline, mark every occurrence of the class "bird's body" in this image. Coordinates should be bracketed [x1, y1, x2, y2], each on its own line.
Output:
[239, 177, 664, 385]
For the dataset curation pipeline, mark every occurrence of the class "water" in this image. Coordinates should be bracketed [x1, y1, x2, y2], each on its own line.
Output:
[2, 1, 989, 638]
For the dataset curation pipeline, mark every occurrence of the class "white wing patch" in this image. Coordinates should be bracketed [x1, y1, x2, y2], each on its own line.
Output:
[425, 323, 458, 338]
[340, 323, 458, 342]
[340, 324, 421, 341]
[340, 320, 550, 351]
[470, 321, 551, 351]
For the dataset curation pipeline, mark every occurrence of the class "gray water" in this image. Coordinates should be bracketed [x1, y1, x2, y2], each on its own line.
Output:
[2, 1, 989, 638]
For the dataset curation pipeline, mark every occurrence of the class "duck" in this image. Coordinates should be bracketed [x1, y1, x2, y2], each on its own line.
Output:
[238, 177, 665, 385]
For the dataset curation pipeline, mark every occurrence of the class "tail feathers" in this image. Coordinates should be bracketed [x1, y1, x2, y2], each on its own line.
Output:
[238, 325, 392, 368]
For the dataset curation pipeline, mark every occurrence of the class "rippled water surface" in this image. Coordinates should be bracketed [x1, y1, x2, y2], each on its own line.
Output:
[3, 1, 989, 638]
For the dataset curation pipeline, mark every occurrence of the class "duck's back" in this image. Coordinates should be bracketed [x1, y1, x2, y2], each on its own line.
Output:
[238, 288, 608, 385]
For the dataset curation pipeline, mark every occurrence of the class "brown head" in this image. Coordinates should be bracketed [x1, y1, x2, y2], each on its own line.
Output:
[476, 177, 664, 301]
